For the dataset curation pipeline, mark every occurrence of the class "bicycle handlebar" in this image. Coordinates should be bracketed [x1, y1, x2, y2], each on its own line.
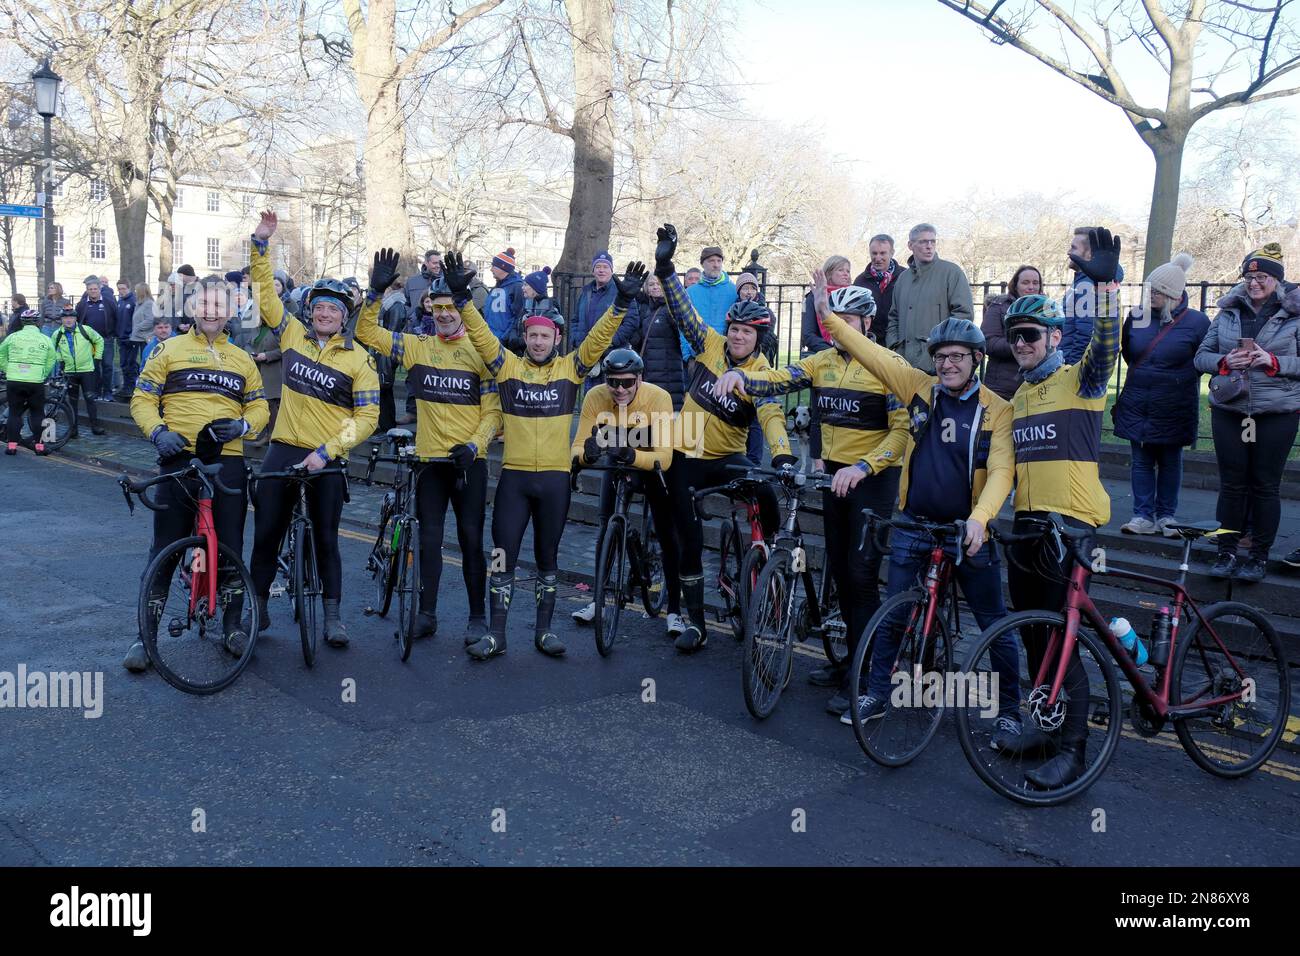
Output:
[571, 457, 667, 493]
[858, 509, 968, 566]
[118, 458, 242, 515]
[255, 460, 351, 481]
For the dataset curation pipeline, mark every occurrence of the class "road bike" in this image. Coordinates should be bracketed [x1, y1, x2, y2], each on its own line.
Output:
[739, 467, 834, 718]
[362, 429, 454, 661]
[572, 458, 667, 656]
[254, 459, 350, 668]
[956, 515, 1291, 806]
[119, 458, 258, 694]
[845, 512, 968, 764]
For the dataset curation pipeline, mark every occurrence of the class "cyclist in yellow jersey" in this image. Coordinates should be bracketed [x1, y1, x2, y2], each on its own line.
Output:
[354, 264, 502, 643]
[996, 227, 1123, 791]
[124, 275, 270, 672]
[246, 212, 381, 649]
[652, 223, 795, 654]
[569, 348, 682, 638]
[443, 251, 634, 661]
[712, 283, 908, 713]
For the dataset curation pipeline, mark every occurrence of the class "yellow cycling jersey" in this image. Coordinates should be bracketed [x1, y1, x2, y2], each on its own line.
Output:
[571, 381, 674, 472]
[463, 299, 626, 472]
[250, 242, 379, 460]
[354, 304, 502, 459]
[131, 327, 269, 458]
[735, 347, 908, 471]
[661, 273, 790, 460]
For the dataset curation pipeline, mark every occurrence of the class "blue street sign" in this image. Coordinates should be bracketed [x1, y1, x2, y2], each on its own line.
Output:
[0, 204, 43, 218]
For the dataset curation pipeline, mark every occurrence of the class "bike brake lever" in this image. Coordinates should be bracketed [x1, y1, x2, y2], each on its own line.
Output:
[118, 476, 135, 516]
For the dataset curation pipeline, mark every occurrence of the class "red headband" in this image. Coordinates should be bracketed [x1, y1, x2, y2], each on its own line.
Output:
[523, 315, 558, 331]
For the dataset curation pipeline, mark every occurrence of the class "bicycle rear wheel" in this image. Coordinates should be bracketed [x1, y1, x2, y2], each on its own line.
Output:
[593, 516, 627, 657]
[955, 611, 1122, 807]
[638, 503, 665, 618]
[294, 518, 321, 667]
[38, 398, 75, 451]
[1172, 601, 1291, 778]
[718, 521, 745, 641]
[847, 590, 951, 767]
[365, 499, 399, 617]
[139, 536, 259, 694]
[394, 518, 420, 661]
[818, 562, 849, 666]
[736, 546, 766, 644]
[742, 551, 795, 719]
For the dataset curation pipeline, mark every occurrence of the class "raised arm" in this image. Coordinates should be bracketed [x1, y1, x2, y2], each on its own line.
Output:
[444, 252, 508, 376]
[814, 269, 928, 401]
[652, 224, 717, 357]
[1072, 229, 1122, 399]
[249, 211, 288, 334]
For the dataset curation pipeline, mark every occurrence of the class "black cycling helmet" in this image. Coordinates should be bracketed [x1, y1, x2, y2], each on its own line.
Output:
[303, 278, 353, 318]
[926, 317, 986, 356]
[427, 276, 453, 299]
[602, 348, 644, 376]
[725, 299, 772, 328]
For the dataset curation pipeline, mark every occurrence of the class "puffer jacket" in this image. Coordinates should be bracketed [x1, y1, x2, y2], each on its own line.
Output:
[611, 294, 686, 410]
[1194, 282, 1300, 416]
[131, 300, 157, 343]
[1114, 294, 1210, 446]
[979, 293, 1020, 400]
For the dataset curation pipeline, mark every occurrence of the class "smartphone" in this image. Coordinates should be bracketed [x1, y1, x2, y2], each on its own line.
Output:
[1238, 337, 1255, 351]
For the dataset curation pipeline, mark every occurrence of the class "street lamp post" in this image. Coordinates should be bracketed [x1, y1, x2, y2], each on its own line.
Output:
[32, 59, 62, 293]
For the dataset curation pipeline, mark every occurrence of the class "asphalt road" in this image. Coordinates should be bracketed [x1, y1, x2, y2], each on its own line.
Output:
[1, 449, 1297, 866]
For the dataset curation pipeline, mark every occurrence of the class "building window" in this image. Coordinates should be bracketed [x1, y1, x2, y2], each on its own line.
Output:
[242, 193, 255, 215]
[174, 188, 183, 209]
[90, 179, 107, 202]
[240, 238, 250, 263]
[52, 225, 64, 258]
[90, 227, 106, 261]
[173, 235, 184, 265]
[349, 210, 360, 227]
[207, 237, 220, 269]
[51, 178, 64, 199]
[207, 190, 220, 213]
[314, 205, 327, 225]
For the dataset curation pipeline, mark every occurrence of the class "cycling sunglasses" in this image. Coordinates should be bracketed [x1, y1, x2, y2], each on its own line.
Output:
[1008, 327, 1047, 345]
[605, 377, 638, 391]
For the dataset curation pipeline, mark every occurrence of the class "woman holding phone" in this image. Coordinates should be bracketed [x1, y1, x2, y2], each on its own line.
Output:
[1195, 244, 1300, 582]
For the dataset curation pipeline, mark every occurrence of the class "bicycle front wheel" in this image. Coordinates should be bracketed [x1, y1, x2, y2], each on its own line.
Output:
[818, 562, 849, 666]
[593, 516, 627, 657]
[139, 536, 259, 694]
[742, 551, 795, 719]
[366, 500, 398, 617]
[955, 611, 1123, 807]
[718, 520, 745, 642]
[38, 398, 75, 451]
[394, 518, 420, 662]
[1172, 601, 1291, 778]
[847, 590, 951, 767]
[736, 545, 766, 644]
[294, 519, 321, 667]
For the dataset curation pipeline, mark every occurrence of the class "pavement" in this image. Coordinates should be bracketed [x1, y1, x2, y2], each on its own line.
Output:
[0, 428, 1298, 866]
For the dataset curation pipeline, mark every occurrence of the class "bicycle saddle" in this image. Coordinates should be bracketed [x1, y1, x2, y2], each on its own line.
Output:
[1161, 520, 1223, 541]
[386, 428, 414, 440]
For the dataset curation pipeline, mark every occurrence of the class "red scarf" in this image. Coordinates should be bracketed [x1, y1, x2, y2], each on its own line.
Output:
[816, 284, 846, 343]
[869, 262, 896, 294]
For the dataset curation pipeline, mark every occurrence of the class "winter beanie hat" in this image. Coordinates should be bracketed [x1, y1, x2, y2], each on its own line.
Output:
[734, 272, 760, 296]
[492, 248, 517, 274]
[1241, 243, 1284, 281]
[699, 246, 724, 264]
[591, 250, 613, 269]
[525, 266, 551, 298]
[1146, 252, 1193, 300]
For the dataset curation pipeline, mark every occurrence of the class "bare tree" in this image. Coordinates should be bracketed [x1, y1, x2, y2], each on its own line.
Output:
[936, 0, 1300, 274]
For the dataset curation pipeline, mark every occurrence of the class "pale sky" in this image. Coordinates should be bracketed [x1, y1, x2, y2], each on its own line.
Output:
[737, 0, 1300, 223]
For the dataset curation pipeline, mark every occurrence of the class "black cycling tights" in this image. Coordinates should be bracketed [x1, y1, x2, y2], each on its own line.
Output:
[416, 458, 488, 620]
[250, 442, 346, 600]
[1007, 511, 1096, 747]
[491, 468, 572, 574]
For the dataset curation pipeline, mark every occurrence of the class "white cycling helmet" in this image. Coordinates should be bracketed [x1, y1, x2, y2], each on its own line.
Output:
[829, 285, 876, 317]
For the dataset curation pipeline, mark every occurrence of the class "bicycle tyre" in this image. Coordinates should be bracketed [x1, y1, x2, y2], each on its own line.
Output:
[394, 518, 419, 662]
[295, 518, 321, 667]
[138, 536, 259, 695]
[593, 515, 627, 657]
[819, 561, 849, 666]
[742, 550, 795, 719]
[954, 611, 1123, 807]
[41, 397, 75, 452]
[735, 545, 766, 643]
[1172, 601, 1291, 778]
[847, 590, 950, 767]
[717, 520, 744, 641]
[638, 503, 665, 618]
[367, 499, 398, 617]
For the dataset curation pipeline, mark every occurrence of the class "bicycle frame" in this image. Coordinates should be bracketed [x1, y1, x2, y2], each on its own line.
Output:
[191, 497, 219, 617]
[1036, 544, 1250, 722]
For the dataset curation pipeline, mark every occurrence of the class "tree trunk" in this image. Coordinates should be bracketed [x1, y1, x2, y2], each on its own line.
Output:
[556, 0, 615, 277]
[1142, 132, 1187, 276]
[109, 157, 151, 285]
[157, 181, 176, 282]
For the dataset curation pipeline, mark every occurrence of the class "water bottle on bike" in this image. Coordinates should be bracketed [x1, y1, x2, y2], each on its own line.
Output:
[1108, 617, 1148, 666]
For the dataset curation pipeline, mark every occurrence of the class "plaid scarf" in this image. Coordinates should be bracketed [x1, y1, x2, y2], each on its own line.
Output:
[869, 261, 896, 293]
